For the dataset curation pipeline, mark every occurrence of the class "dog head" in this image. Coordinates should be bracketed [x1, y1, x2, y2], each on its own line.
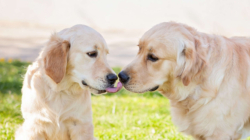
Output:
[42, 25, 120, 94]
[119, 22, 206, 93]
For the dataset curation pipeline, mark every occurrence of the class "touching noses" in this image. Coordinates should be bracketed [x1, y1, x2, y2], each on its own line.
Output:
[118, 71, 130, 84]
[106, 73, 118, 85]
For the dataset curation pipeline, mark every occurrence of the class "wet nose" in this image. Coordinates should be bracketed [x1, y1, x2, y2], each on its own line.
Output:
[118, 71, 130, 84]
[106, 73, 118, 85]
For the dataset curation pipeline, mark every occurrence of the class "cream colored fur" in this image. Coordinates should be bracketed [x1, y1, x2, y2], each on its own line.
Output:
[15, 25, 115, 140]
[121, 22, 250, 140]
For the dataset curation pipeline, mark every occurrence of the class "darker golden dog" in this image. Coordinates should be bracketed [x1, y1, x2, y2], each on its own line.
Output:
[119, 22, 250, 139]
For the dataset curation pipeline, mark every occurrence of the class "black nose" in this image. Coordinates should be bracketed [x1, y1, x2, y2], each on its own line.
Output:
[106, 73, 118, 85]
[118, 71, 130, 84]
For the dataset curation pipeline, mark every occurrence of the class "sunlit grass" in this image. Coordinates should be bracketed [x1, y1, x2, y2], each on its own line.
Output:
[92, 96, 189, 140]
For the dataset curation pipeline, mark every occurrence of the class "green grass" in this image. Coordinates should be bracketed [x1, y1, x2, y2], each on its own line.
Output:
[0, 60, 190, 140]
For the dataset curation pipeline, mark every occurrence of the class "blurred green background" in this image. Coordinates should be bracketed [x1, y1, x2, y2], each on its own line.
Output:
[0, 60, 190, 140]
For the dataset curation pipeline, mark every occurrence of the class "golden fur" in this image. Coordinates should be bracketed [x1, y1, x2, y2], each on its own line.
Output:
[15, 25, 116, 140]
[121, 22, 250, 139]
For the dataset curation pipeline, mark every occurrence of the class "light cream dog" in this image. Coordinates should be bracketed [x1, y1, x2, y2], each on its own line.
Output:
[119, 22, 250, 139]
[15, 25, 121, 140]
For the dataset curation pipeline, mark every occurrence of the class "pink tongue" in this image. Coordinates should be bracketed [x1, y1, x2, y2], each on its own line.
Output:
[106, 82, 123, 93]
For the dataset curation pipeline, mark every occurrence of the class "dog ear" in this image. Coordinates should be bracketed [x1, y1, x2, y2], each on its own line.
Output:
[176, 38, 206, 86]
[44, 34, 70, 84]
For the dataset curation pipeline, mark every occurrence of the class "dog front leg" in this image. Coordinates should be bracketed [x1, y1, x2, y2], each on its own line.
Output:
[15, 125, 47, 140]
[67, 122, 96, 140]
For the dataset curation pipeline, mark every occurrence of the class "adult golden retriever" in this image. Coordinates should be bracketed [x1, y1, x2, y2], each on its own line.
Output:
[15, 25, 122, 140]
[119, 22, 250, 139]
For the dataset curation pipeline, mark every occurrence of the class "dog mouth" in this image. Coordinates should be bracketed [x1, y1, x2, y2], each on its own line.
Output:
[105, 82, 123, 93]
[149, 86, 159, 91]
[81, 80, 123, 94]
[123, 84, 159, 93]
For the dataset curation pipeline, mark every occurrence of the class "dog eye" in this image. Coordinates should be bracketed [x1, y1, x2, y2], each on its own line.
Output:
[87, 51, 97, 58]
[147, 54, 158, 62]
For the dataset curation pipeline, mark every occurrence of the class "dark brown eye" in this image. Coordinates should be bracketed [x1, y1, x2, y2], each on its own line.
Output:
[147, 54, 158, 62]
[87, 51, 97, 58]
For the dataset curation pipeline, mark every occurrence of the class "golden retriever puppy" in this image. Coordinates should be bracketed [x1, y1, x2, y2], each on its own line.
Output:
[118, 22, 250, 140]
[15, 25, 122, 140]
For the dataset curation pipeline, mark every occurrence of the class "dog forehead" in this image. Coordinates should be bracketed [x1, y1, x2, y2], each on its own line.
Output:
[59, 24, 104, 42]
[138, 34, 178, 58]
[140, 22, 191, 43]
[59, 24, 108, 51]
[138, 37, 162, 51]
[139, 27, 170, 49]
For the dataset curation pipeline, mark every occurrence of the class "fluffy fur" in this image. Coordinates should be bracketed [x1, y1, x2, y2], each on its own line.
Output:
[15, 25, 116, 140]
[121, 22, 250, 139]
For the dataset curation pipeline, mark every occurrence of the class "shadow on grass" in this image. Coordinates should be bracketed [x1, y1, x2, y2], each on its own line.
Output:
[0, 81, 22, 94]
[0, 60, 29, 94]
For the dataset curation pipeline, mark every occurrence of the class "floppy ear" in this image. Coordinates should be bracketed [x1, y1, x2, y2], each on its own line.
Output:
[44, 34, 70, 84]
[176, 38, 206, 86]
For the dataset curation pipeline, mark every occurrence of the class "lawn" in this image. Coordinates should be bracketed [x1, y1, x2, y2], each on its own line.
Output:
[0, 60, 190, 140]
